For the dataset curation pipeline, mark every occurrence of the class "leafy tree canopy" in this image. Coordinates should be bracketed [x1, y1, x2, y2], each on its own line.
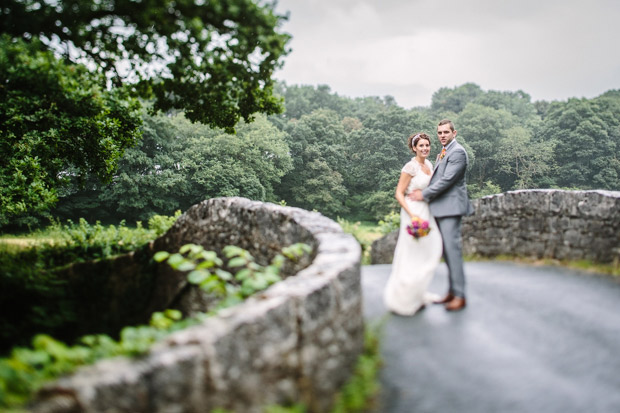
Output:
[277, 109, 349, 217]
[55, 112, 292, 223]
[539, 96, 620, 190]
[1, 0, 291, 131]
[0, 36, 142, 227]
[431, 82, 483, 114]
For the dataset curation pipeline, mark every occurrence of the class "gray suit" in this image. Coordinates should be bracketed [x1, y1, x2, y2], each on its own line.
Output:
[422, 139, 474, 298]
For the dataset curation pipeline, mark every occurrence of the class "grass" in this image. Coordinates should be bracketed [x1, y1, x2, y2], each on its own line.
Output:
[0, 233, 63, 253]
[337, 218, 384, 265]
[330, 319, 384, 413]
[351, 221, 384, 246]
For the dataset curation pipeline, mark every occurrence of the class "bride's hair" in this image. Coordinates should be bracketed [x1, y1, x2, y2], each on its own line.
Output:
[408, 133, 431, 154]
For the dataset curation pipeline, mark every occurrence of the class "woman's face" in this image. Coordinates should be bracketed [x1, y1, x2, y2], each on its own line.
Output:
[415, 139, 431, 159]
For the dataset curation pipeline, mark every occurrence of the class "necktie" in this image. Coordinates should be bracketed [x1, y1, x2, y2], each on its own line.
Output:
[439, 147, 447, 160]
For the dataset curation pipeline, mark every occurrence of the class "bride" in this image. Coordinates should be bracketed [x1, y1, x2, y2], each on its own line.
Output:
[383, 133, 443, 315]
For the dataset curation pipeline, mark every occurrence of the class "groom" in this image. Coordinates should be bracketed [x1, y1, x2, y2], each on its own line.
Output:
[409, 119, 474, 311]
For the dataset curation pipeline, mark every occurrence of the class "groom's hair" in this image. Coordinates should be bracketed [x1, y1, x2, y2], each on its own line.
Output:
[438, 119, 455, 131]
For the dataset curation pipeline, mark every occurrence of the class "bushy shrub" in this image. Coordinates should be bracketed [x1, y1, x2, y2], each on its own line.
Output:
[0, 215, 181, 353]
[0, 241, 310, 410]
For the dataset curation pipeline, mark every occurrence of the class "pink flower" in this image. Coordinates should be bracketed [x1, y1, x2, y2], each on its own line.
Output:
[407, 216, 431, 239]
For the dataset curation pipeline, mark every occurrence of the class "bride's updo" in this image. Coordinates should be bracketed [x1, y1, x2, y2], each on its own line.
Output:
[408, 133, 431, 154]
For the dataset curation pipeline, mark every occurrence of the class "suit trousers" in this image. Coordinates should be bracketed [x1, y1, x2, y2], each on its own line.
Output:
[436, 216, 466, 298]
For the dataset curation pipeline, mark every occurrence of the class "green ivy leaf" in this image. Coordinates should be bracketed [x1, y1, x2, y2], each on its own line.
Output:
[270, 254, 285, 268]
[223, 245, 244, 258]
[196, 260, 216, 270]
[179, 244, 199, 255]
[215, 269, 233, 281]
[228, 257, 247, 268]
[153, 251, 170, 262]
[235, 268, 251, 281]
[201, 250, 220, 263]
[164, 309, 182, 321]
[167, 253, 185, 269]
[177, 261, 196, 272]
[187, 270, 209, 285]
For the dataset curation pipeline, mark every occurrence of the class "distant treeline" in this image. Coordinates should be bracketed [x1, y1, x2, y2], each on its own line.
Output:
[33, 83, 620, 225]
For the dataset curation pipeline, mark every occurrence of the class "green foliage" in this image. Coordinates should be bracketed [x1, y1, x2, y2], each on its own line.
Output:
[431, 83, 483, 114]
[155, 242, 311, 310]
[0, 35, 142, 227]
[47, 215, 180, 261]
[337, 218, 370, 264]
[358, 190, 398, 222]
[378, 211, 400, 235]
[277, 109, 349, 217]
[467, 181, 502, 199]
[55, 113, 292, 223]
[472, 89, 539, 121]
[0, 215, 180, 353]
[495, 126, 554, 190]
[0, 308, 200, 409]
[276, 84, 356, 121]
[331, 321, 383, 413]
[48, 82, 620, 228]
[148, 211, 183, 237]
[1, 0, 290, 132]
[456, 103, 517, 188]
[336, 218, 384, 265]
[538, 96, 620, 190]
[0, 241, 310, 410]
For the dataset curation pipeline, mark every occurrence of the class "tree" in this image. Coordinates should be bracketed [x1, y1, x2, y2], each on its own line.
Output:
[1, 0, 291, 131]
[275, 84, 356, 121]
[539, 96, 620, 190]
[276, 109, 349, 217]
[473, 90, 538, 122]
[456, 103, 517, 190]
[0, 36, 142, 227]
[495, 126, 554, 190]
[431, 83, 483, 114]
[181, 114, 293, 204]
[344, 108, 435, 219]
[56, 113, 292, 223]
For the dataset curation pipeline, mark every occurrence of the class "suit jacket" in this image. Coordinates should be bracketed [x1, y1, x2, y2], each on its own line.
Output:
[422, 140, 474, 218]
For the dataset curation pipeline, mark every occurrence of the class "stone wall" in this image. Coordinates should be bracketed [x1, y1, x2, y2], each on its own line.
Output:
[32, 197, 363, 413]
[371, 190, 620, 264]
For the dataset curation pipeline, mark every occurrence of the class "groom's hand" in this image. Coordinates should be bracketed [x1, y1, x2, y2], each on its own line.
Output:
[408, 190, 424, 201]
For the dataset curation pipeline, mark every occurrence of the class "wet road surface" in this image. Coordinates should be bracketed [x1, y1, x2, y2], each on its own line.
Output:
[362, 262, 620, 413]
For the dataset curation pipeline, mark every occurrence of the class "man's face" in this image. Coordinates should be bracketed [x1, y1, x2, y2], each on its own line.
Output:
[437, 124, 456, 147]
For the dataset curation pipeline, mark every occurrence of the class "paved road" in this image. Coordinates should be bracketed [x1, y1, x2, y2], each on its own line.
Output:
[361, 262, 620, 413]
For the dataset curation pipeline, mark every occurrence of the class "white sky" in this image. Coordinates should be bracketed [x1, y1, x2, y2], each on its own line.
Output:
[273, 0, 620, 108]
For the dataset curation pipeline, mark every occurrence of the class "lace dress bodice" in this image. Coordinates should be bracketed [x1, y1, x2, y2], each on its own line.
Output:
[402, 158, 433, 194]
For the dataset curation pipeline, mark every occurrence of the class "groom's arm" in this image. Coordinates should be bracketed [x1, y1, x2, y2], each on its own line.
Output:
[422, 149, 468, 202]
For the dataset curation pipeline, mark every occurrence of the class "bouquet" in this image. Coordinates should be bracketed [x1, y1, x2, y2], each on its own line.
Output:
[406, 215, 431, 239]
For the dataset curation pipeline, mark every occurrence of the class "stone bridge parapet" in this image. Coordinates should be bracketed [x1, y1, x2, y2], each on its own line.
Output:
[463, 189, 620, 262]
[32, 197, 363, 413]
[372, 189, 620, 264]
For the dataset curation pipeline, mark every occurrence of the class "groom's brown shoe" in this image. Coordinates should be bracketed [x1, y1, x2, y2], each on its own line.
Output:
[434, 293, 454, 304]
[445, 296, 467, 312]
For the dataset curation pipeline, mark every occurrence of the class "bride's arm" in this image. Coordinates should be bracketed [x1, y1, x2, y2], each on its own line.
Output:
[395, 172, 415, 219]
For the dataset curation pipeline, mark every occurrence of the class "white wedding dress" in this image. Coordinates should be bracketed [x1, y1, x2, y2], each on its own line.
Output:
[383, 158, 443, 315]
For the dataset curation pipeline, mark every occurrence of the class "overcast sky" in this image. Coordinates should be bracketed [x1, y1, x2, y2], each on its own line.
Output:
[272, 0, 620, 108]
